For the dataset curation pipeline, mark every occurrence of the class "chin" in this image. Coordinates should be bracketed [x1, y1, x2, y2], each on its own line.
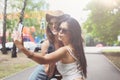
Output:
[58, 37, 62, 41]
[53, 33, 57, 35]
[52, 31, 58, 35]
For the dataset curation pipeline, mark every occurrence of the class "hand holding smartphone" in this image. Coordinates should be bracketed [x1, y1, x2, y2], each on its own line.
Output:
[12, 23, 23, 41]
[17, 23, 23, 35]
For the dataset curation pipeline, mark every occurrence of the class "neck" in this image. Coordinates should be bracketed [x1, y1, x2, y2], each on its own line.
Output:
[54, 36, 62, 49]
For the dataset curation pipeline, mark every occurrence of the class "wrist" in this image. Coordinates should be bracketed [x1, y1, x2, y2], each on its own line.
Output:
[28, 52, 34, 58]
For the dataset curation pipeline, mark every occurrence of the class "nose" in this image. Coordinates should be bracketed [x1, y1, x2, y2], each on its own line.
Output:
[59, 29, 62, 34]
[53, 25, 56, 29]
[58, 31, 61, 37]
[51, 24, 56, 29]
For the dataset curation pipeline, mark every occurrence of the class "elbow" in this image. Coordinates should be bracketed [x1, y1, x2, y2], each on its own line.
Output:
[31, 55, 55, 64]
[34, 58, 50, 64]
[37, 59, 55, 64]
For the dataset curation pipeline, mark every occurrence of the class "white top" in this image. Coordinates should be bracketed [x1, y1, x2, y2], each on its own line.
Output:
[56, 47, 83, 80]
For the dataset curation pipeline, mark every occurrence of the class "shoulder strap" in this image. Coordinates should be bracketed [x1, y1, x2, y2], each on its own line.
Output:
[66, 47, 78, 60]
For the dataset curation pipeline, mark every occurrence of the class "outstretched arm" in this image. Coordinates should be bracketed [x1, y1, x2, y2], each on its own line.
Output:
[14, 40, 67, 64]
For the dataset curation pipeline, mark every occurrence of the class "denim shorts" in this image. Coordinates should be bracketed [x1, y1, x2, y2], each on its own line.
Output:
[28, 65, 49, 80]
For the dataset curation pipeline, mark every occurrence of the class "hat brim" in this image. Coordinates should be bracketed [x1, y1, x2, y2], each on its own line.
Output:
[46, 14, 56, 22]
[45, 10, 64, 22]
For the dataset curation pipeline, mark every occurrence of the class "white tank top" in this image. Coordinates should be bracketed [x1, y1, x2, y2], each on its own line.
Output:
[56, 47, 83, 80]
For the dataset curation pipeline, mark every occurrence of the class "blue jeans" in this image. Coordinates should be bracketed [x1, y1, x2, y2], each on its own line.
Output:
[28, 65, 49, 80]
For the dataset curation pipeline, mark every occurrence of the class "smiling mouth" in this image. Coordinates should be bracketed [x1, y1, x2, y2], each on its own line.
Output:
[51, 30, 58, 35]
[58, 36, 62, 41]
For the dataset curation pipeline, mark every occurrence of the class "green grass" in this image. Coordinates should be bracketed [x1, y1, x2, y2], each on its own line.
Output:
[102, 49, 120, 53]
[0, 62, 36, 79]
[102, 50, 120, 70]
[0, 52, 37, 79]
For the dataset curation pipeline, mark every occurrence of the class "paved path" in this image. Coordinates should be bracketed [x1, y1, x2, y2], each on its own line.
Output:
[86, 54, 120, 80]
[1, 66, 37, 80]
[1, 47, 120, 80]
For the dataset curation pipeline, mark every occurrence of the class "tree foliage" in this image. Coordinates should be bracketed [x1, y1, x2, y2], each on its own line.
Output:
[25, 0, 49, 12]
[83, 0, 120, 45]
[3, 0, 48, 42]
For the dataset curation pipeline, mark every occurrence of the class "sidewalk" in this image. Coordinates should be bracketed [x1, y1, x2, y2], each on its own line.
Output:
[86, 53, 120, 80]
[1, 66, 37, 80]
[1, 47, 120, 80]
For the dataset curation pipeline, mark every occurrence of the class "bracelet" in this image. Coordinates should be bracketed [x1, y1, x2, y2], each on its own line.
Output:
[28, 52, 34, 58]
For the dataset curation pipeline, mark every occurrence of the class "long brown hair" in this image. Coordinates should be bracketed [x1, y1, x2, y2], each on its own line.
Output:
[65, 17, 87, 78]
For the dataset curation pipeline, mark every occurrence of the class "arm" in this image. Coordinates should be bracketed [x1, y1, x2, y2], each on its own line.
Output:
[14, 40, 67, 64]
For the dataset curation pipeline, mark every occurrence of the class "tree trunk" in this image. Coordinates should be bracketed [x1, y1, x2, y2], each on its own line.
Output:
[2, 0, 8, 54]
[12, 0, 27, 58]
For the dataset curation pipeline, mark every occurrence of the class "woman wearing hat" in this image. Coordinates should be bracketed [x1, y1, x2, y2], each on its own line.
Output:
[28, 10, 70, 80]
[14, 16, 87, 80]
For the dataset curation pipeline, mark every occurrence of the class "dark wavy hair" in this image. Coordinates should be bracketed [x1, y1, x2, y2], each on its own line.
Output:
[64, 17, 87, 78]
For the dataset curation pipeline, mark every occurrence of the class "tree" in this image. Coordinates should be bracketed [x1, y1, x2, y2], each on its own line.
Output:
[12, 0, 27, 58]
[23, 0, 48, 38]
[2, 0, 8, 54]
[83, 0, 120, 45]
[5, 0, 48, 42]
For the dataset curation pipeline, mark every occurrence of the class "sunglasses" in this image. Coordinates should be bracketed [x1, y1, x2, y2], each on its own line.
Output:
[48, 22, 58, 26]
[59, 27, 69, 33]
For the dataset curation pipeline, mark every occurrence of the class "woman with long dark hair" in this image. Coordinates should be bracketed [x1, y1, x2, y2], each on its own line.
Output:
[28, 11, 70, 80]
[14, 16, 87, 80]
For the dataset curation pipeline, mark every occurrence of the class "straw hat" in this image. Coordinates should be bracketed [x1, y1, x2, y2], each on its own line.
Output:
[46, 10, 64, 22]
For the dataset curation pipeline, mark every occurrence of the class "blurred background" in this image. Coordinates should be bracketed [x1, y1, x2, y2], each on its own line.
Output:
[0, 0, 120, 79]
[0, 0, 120, 52]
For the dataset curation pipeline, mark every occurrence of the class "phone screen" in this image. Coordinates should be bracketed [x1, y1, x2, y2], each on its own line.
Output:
[17, 23, 23, 35]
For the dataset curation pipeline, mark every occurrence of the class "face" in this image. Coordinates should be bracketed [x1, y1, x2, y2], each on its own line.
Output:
[58, 22, 70, 44]
[48, 18, 59, 35]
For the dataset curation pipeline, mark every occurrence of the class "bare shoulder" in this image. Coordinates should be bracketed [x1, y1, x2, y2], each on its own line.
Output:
[55, 46, 68, 53]
[44, 46, 68, 61]
[50, 46, 69, 59]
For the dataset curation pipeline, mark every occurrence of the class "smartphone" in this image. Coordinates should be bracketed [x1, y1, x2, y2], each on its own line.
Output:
[17, 23, 23, 35]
